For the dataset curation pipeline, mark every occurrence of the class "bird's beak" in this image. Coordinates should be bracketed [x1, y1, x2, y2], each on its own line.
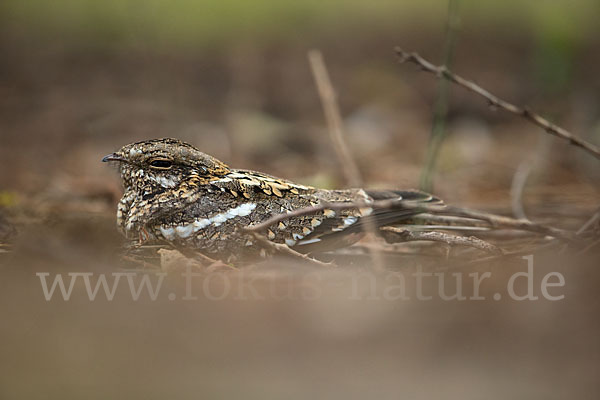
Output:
[102, 153, 126, 162]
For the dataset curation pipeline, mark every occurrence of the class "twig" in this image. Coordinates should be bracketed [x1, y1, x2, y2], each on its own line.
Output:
[443, 206, 575, 241]
[576, 237, 600, 255]
[468, 240, 562, 264]
[308, 49, 363, 187]
[308, 49, 384, 271]
[120, 255, 155, 269]
[381, 226, 502, 254]
[576, 206, 600, 235]
[510, 134, 551, 221]
[186, 249, 226, 266]
[250, 232, 334, 268]
[395, 48, 600, 160]
[244, 198, 574, 241]
[558, 206, 600, 253]
[244, 198, 437, 232]
[510, 160, 532, 221]
[413, 213, 490, 229]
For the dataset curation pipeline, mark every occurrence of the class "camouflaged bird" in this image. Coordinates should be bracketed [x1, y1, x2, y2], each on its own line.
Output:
[103, 138, 443, 262]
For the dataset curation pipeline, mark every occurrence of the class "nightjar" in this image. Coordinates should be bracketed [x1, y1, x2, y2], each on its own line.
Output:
[103, 138, 443, 262]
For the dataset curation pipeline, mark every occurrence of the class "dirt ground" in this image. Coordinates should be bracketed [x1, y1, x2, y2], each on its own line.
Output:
[1, 7, 600, 398]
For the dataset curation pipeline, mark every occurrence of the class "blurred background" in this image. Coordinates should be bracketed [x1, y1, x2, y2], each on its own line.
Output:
[1, 0, 599, 398]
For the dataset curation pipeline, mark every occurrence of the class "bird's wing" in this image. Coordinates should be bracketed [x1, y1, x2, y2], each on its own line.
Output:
[292, 189, 443, 254]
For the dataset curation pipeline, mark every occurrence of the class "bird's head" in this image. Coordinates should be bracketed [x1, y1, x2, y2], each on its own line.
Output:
[102, 138, 230, 191]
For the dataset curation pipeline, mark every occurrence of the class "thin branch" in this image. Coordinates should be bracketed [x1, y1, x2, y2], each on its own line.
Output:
[576, 206, 600, 235]
[510, 160, 532, 220]
[381, 226, 502, 254]
[186, 249, 228, 268]
[468, 240, 562, 264]
[249, 232, 334, 268]
[443, 206, 575, 241]
[558, 206, 600, 253]
[412, 213, 490, 229]
[308, 49, 363, 187]
[308, 49, 385, 271]
[395, 47, 600, 160]
[244, 198, 439, 232]
[120, 255, 155, 269]
[576, 237, 600, 255]
[244, 198, 574, 241]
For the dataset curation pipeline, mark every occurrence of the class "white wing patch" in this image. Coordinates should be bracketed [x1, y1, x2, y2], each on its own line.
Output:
[297, 238, 321, 246]
[159, 203, 258, 240]
[175, 224, 194, 239]
[159, 226, 176, 240]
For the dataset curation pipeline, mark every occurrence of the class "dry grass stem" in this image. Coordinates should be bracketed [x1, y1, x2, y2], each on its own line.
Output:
[510, 160, 532, 220]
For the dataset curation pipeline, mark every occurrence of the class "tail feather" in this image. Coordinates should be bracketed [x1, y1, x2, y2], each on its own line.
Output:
[359, 189, 444, 229]
[295, 189, 445, 254]
[365, 189, 443, 205]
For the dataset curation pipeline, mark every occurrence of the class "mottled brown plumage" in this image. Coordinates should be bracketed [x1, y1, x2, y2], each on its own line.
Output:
[103, 138, 442, 262]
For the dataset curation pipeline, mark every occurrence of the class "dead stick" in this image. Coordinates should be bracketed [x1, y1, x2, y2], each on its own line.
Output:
[244, 199, 420, 232]
[244, 199, 573, 241]
[576, 237, 600, 255]
[250, 232, 334, 268]
[576, 206, 600, 235]
[308, 49, 363, 187]
[443, 206, 574, 241]
[470, 240, 565, 264]
[381, 227, 503, 254]
[395, 47, 600, 160]
[308, 49, 385, 271]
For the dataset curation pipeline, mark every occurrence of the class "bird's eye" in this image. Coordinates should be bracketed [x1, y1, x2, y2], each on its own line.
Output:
[149, 159, 173, 169]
